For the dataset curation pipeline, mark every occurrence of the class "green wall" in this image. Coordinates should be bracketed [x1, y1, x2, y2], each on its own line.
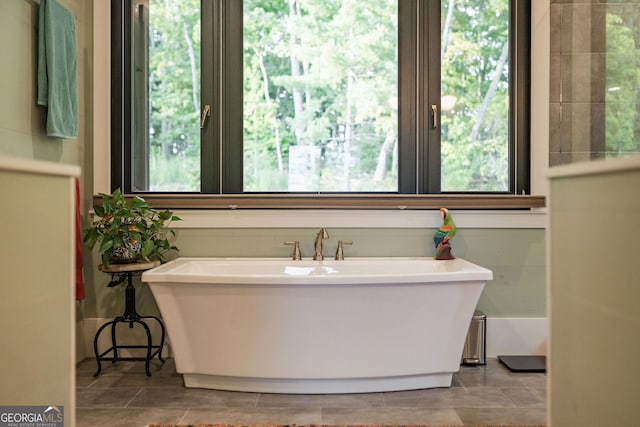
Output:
[0, 0, 90, 169]
[85, 227, 545, 319]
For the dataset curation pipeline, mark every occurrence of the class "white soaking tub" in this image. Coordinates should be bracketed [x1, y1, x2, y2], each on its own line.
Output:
[142, 257, 492, 393]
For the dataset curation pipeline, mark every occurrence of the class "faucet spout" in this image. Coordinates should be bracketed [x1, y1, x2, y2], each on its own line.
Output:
[313, 228, 329, 260]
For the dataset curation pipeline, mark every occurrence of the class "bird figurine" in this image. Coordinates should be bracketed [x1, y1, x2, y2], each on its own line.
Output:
[433, 208, 456, 260]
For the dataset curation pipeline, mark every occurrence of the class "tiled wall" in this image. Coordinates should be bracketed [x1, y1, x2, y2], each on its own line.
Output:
[550, 0, 640, 166]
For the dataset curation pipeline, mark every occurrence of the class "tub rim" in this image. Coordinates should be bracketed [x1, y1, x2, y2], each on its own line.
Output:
[141, 256, 493, 285]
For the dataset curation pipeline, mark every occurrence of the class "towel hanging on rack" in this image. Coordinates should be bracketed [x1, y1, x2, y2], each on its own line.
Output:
[37, 0, 78, 139]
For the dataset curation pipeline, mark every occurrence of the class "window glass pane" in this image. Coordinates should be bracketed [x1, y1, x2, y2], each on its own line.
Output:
[606, 4, 640, 158]
[140, 0, 201, 191]
[440, 0, 510, 191]
[243, 0, 398, 192]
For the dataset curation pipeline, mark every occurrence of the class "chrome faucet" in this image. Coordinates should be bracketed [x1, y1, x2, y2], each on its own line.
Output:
[313, 228, 329, 260]
[334, 240, 353, 260]
[284, 240, 302, 260]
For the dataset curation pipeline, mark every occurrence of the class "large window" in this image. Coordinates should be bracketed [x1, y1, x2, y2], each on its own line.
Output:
[112, 0, 530, 195]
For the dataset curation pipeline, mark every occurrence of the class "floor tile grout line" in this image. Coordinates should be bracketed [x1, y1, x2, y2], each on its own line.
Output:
[254, 393, 262, 408]
[124, 388, 144, 408]
[177, 408, 191, 425]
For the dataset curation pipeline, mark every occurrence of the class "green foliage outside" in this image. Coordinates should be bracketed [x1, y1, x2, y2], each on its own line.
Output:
[142, 0, 513, 192]
[242, 0, 398, 191]
[141, 1, 640, 192]
[148, 0, 202, 191]
[242, 0, 513, 191]
[605, 7, 640, 155]
[440, 0, 510, 191]
[144, 0, 513, 192]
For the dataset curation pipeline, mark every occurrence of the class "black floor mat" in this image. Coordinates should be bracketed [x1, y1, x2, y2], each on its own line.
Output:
[497, 355, 546, 372]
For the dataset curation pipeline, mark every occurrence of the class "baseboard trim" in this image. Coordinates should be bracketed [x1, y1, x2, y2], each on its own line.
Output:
[486, 317, 548, 357]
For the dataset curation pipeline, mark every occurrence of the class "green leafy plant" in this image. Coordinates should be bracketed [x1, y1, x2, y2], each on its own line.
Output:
[83, 189, 181, 266]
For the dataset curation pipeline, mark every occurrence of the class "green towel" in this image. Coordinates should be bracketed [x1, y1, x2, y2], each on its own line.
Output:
[37, 0, 78, 139]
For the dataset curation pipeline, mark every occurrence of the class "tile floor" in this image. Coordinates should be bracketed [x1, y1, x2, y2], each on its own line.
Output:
[76, 358, 547, 427]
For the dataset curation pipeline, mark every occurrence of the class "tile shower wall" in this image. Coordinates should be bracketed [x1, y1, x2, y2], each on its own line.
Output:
[550, 0, 640, 166]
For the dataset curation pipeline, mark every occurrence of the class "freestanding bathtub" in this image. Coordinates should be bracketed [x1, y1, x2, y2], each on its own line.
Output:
[142, 257, 492, 393]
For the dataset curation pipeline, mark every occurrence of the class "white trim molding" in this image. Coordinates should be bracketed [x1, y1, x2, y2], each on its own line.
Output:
[169, 209, 547, 229]
[486, 317, 548, 357]
[0, 157, 80, 177]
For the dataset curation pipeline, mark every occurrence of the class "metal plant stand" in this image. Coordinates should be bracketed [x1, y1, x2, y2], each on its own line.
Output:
[93, 260, 165, 377]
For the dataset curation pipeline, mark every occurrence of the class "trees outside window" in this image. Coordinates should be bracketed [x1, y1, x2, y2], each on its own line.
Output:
[113, 0, 531, 195]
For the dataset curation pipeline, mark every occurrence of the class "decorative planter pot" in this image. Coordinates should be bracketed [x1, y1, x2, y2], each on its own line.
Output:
[110, 233, 142, 264]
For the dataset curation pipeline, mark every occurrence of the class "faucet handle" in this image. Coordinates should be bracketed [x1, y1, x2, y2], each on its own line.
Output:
[284, 241, 302, 260]
[335, 240, 353, 260]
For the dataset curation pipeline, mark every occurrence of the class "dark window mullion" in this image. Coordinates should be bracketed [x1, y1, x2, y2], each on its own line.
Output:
[419, 0, 441, 194]
[221, 0, 243, 193]
[132, 1, 149, 192]
[122, 3, 133, 193]
[110, 0, 125, 193]
[397, 0, 417, 194]
[512, 0, 531, 194]
[114, 0, 149, 193]
[201, 0, 219, 193]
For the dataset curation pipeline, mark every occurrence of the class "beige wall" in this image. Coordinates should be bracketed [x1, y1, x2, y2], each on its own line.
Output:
[0, 161, 78, 427]
[548, 158, 640, 427]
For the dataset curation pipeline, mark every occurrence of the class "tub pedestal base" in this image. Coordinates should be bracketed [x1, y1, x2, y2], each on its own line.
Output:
[182, 372, 453, 394]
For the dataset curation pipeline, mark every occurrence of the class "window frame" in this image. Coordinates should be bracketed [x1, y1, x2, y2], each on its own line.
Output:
[109, 0, 541, 209]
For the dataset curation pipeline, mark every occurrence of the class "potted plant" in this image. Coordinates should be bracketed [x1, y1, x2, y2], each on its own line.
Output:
[83, 189, 181, 267]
